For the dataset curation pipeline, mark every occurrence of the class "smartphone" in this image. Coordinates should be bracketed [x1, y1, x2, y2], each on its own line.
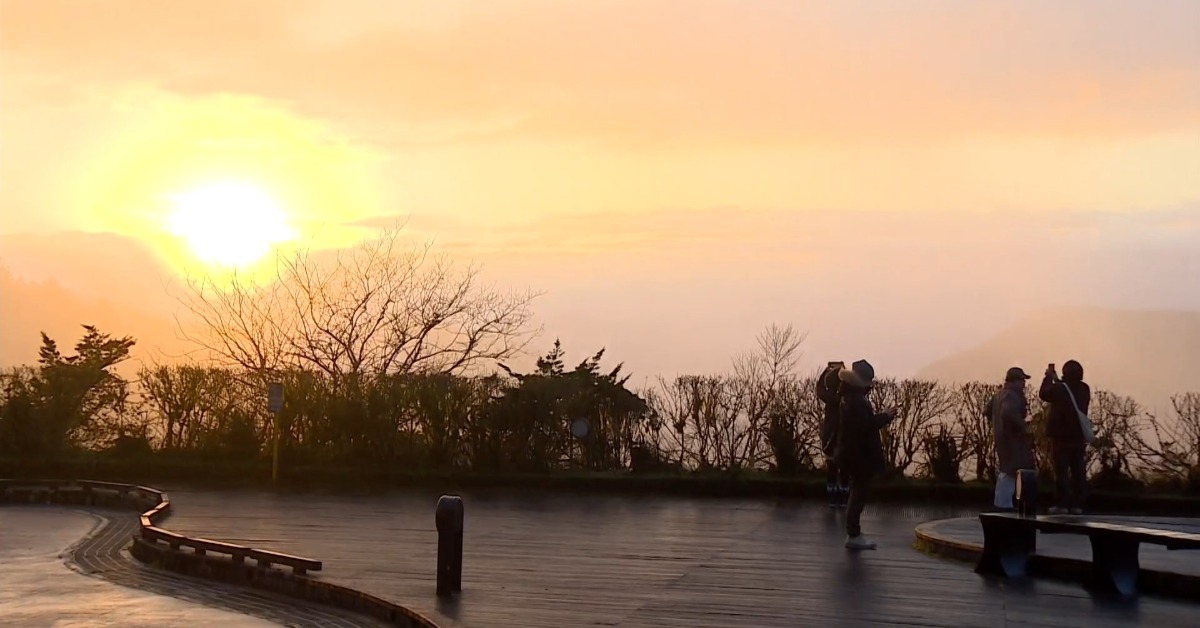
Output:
[1048, 363, 1055, 372]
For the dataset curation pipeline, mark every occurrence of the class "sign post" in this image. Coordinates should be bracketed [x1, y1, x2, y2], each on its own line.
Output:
[268, 382, 284, 485]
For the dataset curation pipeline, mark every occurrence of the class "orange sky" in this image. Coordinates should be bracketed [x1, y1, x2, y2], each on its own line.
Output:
[1, 0, 1198, 378]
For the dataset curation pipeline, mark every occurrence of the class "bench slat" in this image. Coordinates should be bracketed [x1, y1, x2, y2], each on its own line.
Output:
[979, 513, 1200, 549]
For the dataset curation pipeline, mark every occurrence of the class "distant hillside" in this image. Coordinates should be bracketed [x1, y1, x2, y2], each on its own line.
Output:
[0, 230, 176, 313]
[0, 266, 184, 368]
[915, 307, 1200, 412]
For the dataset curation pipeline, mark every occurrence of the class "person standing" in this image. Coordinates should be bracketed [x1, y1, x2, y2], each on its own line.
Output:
[817, 361, 849, 507]
[1040, 360, 1091, 515]
[989, 367, 1036, 512]
[836, 359, 897, 550]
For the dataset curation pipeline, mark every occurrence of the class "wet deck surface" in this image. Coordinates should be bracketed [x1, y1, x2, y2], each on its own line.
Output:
[0, 507, 277, 628]
[0, 505, 393, 628]
[161, 488, 1200, 627]
[919, 514, 1200, 577]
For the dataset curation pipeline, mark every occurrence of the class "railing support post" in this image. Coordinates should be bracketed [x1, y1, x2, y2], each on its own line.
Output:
[435, 495, 464, 597]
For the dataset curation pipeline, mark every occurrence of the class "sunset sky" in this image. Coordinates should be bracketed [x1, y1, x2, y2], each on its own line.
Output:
[1, 0, 1198, 381]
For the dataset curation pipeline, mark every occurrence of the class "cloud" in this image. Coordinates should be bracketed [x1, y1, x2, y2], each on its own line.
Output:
[4, 0, 1198, 150]
[347, 204, 1200, 299]
[4, 0, 1198, 238]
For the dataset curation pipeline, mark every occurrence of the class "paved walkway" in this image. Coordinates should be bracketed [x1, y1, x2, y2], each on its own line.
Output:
[161, 489, 1200, 628]
[917, 514, 1200, 577]
[0, 506, 391, 628]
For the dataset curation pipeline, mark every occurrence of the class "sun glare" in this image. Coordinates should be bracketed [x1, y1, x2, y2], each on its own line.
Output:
[166, 181, 295, 268]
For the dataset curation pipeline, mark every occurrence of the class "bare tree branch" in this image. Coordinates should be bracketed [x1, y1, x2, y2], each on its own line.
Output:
[173, 221, 542, 383]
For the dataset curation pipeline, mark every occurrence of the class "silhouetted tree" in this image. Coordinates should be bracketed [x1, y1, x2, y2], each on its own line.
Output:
[734, 323, 807, 473]
[175, 222, 540, 383]
[0, 367, 41, 456]
[953, 381, 999, 482]
[484, 342, 649, 472]
[0, 326, 136, 455]
[1136, 393, 1200, 490]
[1086, 390, 1144, 489]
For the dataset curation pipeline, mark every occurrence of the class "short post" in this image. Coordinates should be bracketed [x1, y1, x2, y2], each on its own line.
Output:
[267, 382, 284, 485]
[1015, 468, 1038, 552]
[435, 495, 464, 596]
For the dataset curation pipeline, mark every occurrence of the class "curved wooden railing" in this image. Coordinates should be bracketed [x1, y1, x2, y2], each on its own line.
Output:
[0, 478, 437, 627]
[0, 479, 321, 574]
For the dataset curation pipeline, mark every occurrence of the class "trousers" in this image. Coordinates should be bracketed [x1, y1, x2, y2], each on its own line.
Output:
[993, 472, 1015, 510]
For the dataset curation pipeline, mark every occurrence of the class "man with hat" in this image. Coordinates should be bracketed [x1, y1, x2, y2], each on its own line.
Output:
[988, 366, 1036, 512]
[836, 359, 897, 550]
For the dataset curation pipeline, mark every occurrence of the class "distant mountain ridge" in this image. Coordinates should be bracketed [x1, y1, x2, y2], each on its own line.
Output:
[0, 231, 184, 367]
[915, 307, 1200, 412]
[0, 230, 176, 311]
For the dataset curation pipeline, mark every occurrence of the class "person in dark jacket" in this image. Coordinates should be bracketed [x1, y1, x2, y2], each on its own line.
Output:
[1039, 360, 1091, 514]
[836, 359, 897, 550]
[817, 361, 848, 507]
[988, 367, 1036, 511]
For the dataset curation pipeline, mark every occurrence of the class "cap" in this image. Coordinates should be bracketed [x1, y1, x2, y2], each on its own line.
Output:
[1005, 366, 1032, 382]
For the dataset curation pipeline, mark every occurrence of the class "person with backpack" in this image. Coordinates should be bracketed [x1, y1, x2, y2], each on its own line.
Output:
[836, 359, 897, 550]
[817, 361, 848, 507]
[1039, 360, 1092, 514]
[988, 367, 1036, 512]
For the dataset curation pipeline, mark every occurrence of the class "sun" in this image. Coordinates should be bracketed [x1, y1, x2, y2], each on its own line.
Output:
[165, 181, 295, 268]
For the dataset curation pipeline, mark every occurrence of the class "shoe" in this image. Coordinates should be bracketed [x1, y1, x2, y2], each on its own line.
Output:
[1069, 507, 1084, 515]
[845, 534, 877, 550]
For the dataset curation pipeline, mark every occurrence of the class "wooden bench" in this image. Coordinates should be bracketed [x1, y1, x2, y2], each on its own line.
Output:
[141, 525, 322, 575]
[975, 512, 1200, 596]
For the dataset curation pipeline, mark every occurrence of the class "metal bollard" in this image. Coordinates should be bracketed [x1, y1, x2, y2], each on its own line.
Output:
[435, 495, 464, 596]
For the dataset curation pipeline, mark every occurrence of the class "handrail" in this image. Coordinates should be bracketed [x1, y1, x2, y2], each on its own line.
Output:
[0, 478, 321, 575]
[0, 478, 438, 627]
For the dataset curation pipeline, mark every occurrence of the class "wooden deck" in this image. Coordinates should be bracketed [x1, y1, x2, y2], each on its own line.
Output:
[162, 488, 1199, 627]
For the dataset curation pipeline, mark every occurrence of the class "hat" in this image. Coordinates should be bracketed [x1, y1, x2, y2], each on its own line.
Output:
[1005, 367, 1031, 382]
[839, 359, 876, 388]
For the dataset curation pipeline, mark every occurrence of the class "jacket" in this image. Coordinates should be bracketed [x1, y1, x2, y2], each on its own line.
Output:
[836, 384, 892, 475]
[990, 382, 1035, 475]
[1039, 376, 1090, 448]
